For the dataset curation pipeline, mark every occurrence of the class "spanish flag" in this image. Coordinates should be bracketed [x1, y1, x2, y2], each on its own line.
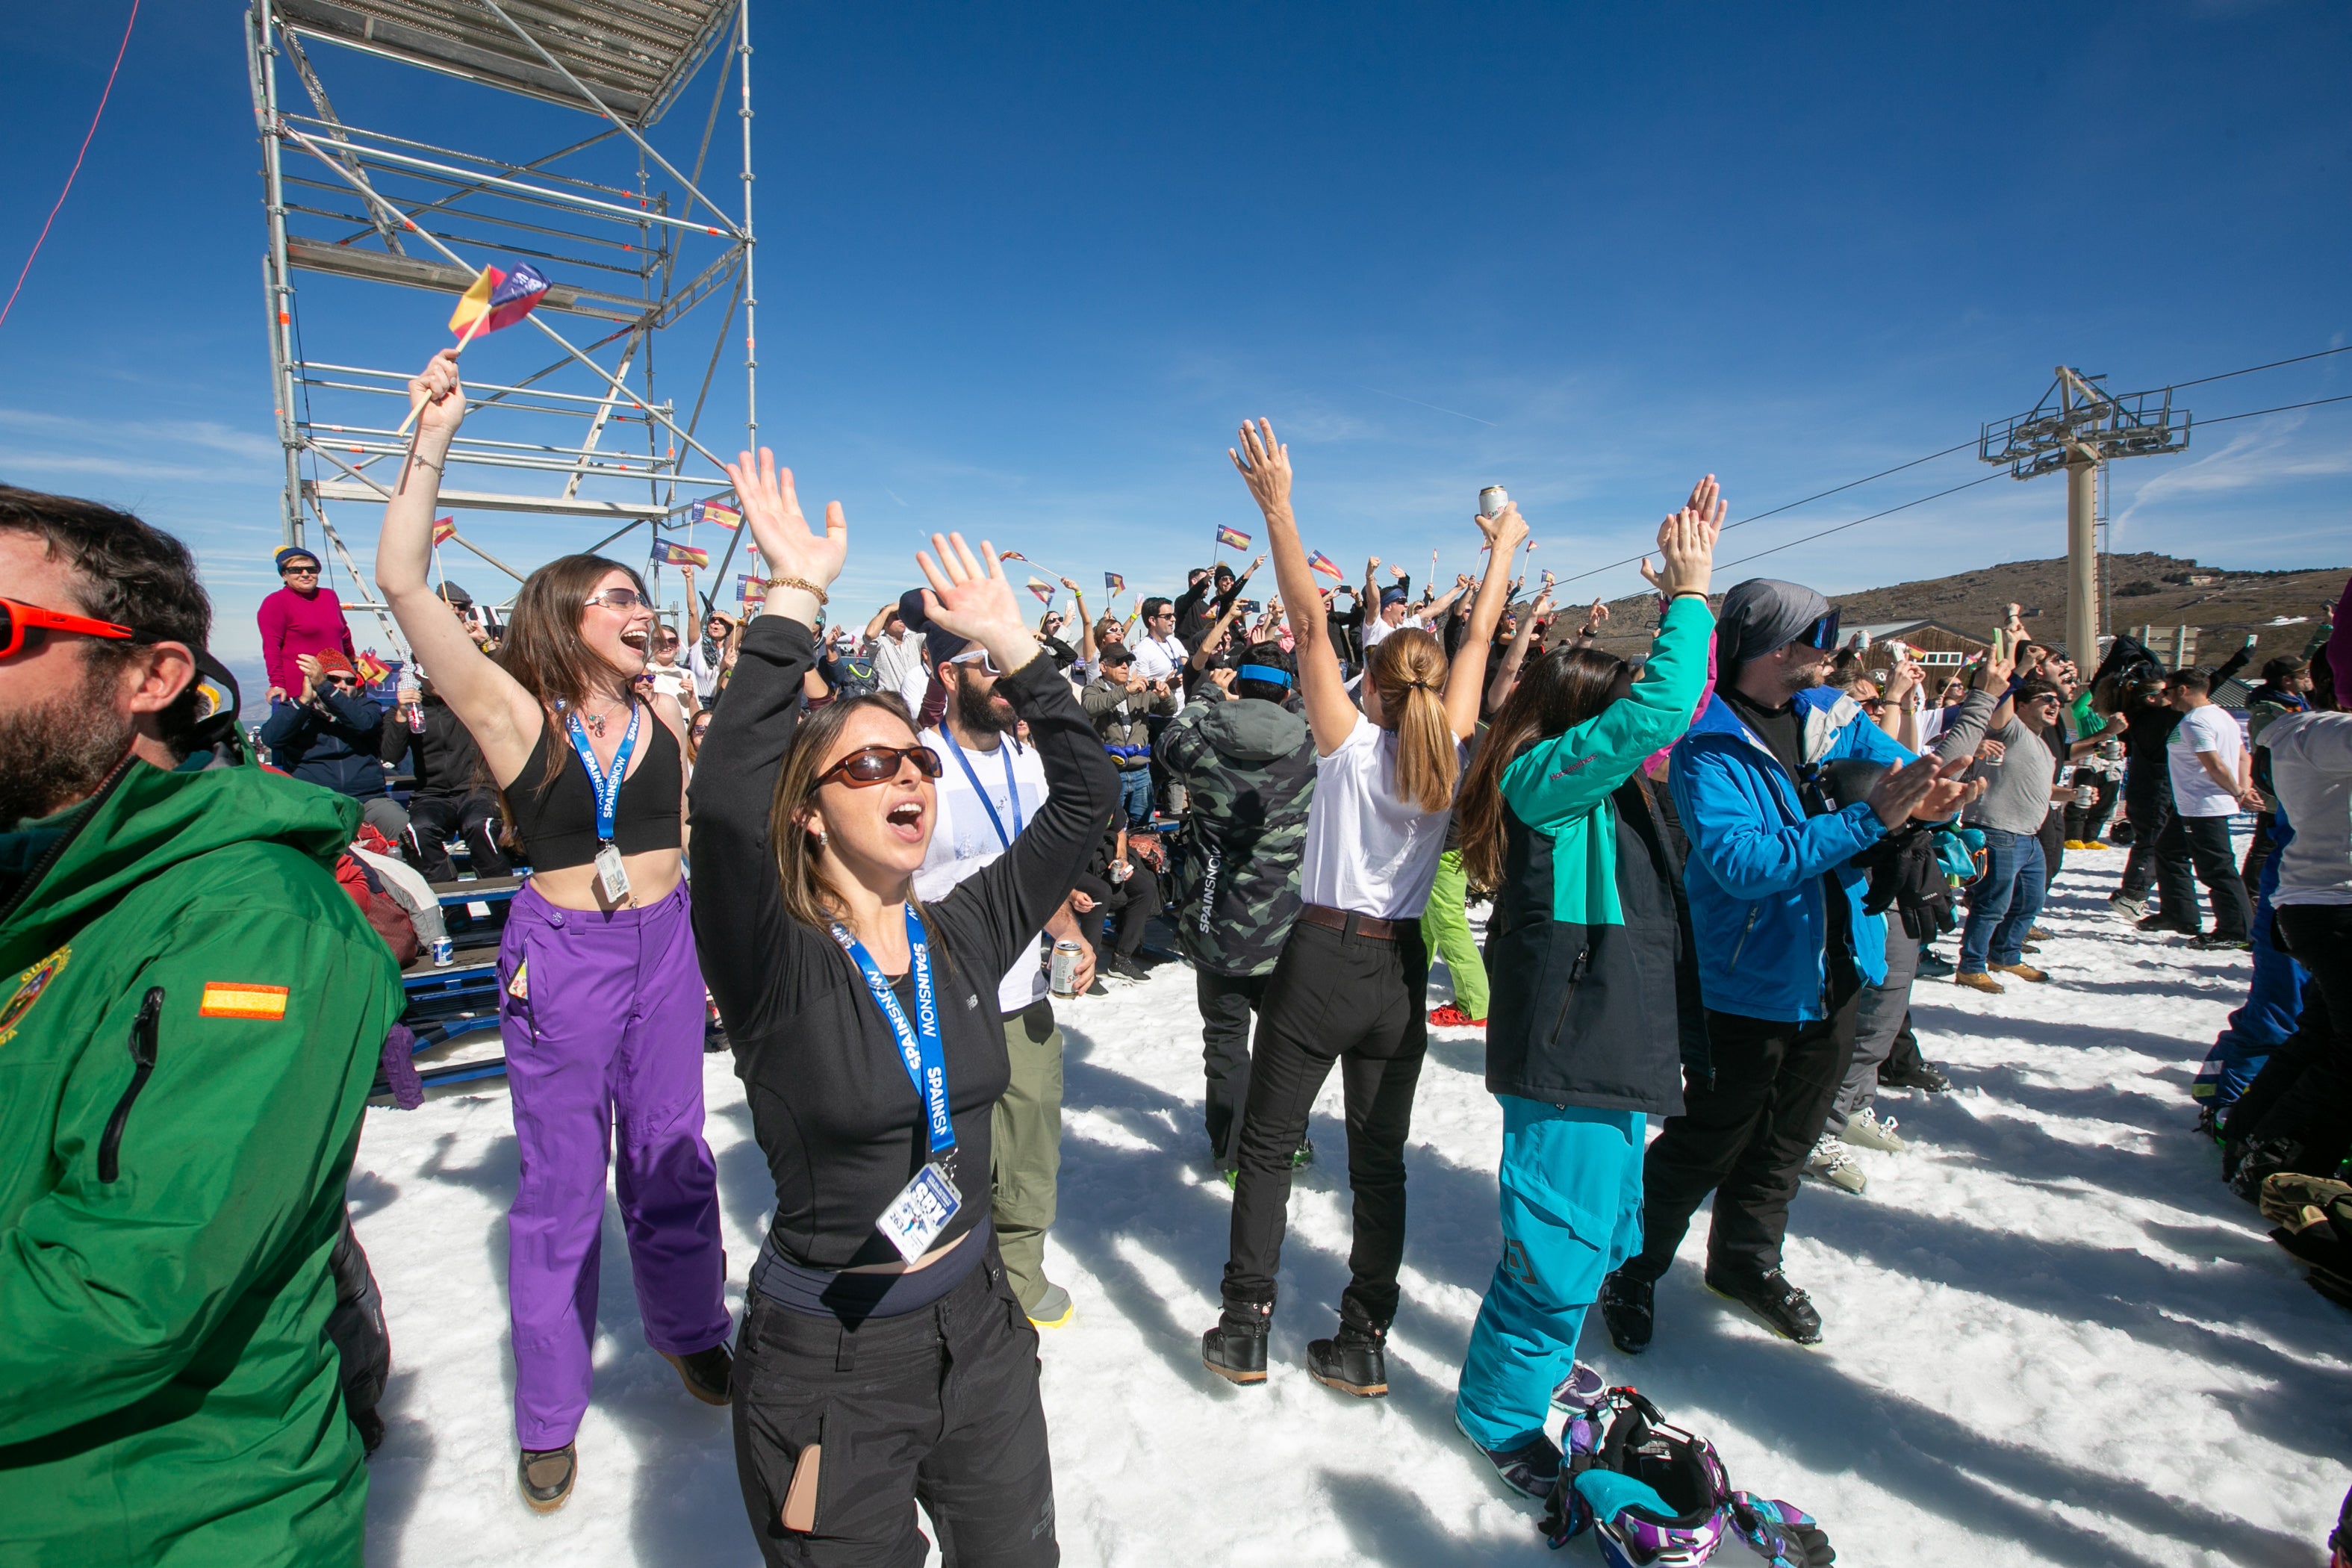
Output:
[692, 500, 741, 531]
[199, 982, 289, 1021]
[1026, 576, 1056, 605]
[1307, 550, 1343, 580]
[1216, 524, 1251, 551]
[449, 263, 550, 342]
[431, 516, 457, 544]
[356, 653, 390, 685]
[657, 541, 709, 568]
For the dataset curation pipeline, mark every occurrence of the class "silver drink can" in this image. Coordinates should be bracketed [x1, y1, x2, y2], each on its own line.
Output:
[1478, 485, 1509, 519]
[431, 937, 455, 968]
[1051, 940, 1086, 998]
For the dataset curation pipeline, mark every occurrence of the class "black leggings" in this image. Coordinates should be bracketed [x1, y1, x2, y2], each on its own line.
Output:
[1222, 916, 1428, 1331]
[731, 1251, 1057, 1567]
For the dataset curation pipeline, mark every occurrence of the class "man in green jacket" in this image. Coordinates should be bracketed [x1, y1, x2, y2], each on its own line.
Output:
[0, 488, 402, 1567]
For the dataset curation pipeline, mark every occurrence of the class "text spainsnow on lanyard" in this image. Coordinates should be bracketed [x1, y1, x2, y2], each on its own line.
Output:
[833, 909, 965, 1260]
[565, 703, 641, 904]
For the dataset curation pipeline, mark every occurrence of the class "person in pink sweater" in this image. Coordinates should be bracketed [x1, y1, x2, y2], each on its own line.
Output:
[258, 545, 357, 703]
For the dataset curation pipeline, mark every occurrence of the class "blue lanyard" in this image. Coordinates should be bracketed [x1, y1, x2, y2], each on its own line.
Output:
[830, 909, 953, 1157]
[564, 703, 641, 845]
[938, 726, 1025, 850]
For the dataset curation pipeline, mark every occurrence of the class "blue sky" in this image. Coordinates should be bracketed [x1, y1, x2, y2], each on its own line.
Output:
[2, 0, 2346, 672]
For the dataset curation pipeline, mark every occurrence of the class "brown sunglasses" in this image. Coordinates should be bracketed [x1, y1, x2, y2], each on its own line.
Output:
[817, 743, 944, 788]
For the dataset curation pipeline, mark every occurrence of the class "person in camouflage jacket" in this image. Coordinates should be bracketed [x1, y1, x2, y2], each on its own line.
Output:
[1156, 644, 1316, 1171]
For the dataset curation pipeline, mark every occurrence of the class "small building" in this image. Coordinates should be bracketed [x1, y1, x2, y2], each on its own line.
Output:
[1844, 620, 1993, 668]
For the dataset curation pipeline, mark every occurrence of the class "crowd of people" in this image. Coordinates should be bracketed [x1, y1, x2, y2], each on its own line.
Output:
[3, 340, 2349, 1565]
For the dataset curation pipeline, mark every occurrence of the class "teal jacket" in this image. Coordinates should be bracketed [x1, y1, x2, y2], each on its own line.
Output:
[0, 750, 401, 1567]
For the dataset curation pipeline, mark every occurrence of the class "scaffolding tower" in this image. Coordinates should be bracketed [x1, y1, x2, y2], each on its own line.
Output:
[245, 0, 757, 634]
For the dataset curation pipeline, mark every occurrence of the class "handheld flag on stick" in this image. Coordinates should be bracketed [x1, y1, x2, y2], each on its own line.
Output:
[657, 541, 710, 568]
[431, 516, 456, 544]
[1307, 550, 1343, 581]
[449, 263, 550, 344]
[1026, 576, 1056, 606]
[692, 499, 741, 531]
[1216, 524, 1252, 551]
[738, 573, 767, 608]
[355, 653, 390, 685]
[1104, 570, 1124, 594]
[998, 550, 1030, 563]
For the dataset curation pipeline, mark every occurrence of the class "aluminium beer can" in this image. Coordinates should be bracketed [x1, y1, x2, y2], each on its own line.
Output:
[1478, 485, 1509, 520]
[431, 937, 455, 968]
[1051, 940, 1086, 998]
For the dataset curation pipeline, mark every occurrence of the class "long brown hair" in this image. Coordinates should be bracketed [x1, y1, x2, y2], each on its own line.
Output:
[1368, 627, 1458, 813]
[1457, 645, 1632, 889]
[494, 553, 648, 791]
[767, 690, 921, 931]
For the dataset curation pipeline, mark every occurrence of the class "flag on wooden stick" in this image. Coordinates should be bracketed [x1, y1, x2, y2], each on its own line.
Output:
[657, 541, 709, 568]
[1216, 524, 1251, 551]
[1307, 550, 1343, 580]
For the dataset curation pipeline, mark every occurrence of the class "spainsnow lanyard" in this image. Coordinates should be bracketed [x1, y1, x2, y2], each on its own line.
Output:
[938, 726, 1025, 850]
[830, 908, 954, 1160]
[564, 703, 641, 845]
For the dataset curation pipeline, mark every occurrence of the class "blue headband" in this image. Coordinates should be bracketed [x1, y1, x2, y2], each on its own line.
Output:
[1236, 663, 1292, 688]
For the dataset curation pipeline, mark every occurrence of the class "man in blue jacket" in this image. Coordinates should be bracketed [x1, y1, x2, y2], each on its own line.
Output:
[1601, 579, 1966, 1348]
[256, 650, 406, 838]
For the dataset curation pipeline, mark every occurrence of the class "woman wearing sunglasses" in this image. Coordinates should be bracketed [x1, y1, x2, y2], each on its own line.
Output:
[375, 349, 731, 1511]
[256, 544, 358, 706]
[689, 450, 1113, 1566]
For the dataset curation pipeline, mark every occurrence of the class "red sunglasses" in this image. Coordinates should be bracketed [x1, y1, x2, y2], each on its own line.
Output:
[0, 596, 149, 660]
[816, 743, 944, 788]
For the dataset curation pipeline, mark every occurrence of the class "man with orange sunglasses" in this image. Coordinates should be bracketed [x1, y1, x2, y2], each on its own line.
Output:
[0, 486, 402, 1567]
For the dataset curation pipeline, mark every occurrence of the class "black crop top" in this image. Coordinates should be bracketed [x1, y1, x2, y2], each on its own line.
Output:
[507, 705, 683, 871]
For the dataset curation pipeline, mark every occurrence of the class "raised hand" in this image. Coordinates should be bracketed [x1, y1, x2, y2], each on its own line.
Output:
[1974, 633, 2017, 691]
[1867, 753, 1971, 827]
[1390, 564, 1410, 581]
[916, 532, 1033, 671]
[405, 348, 467, 448]
[1646, 476, 1725, 600]
[1228, 420, 1293, 517]
[721, 449, 847, 608]
[1472, 499, 1529, 562]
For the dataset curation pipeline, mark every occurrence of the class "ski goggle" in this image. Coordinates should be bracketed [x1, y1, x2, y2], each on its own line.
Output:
[816, 743, 944, 788]
[0, 596, 151, 659]
[1596, 1502, 1729, 1568]
[1798, 607, 1843, 650]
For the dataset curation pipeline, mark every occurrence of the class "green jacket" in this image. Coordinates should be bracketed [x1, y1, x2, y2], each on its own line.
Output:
[0, 751, 402, 1567]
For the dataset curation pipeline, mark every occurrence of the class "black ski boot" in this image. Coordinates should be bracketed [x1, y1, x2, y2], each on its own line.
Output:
[662, 1342, 735, 1406]
[1455, 1410, 1561, 1499]
[1877, 1057, 1950, 1093]
[1705, 1266, 1823, 1345]
[1599, 1269, 1653, 1355]
[1305, 1321, 1389, 1398]
[1201, 1299, 1271, 1385]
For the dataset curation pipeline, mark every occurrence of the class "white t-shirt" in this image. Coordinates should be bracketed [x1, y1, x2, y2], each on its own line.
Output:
[1299, 714, 1463, 920]
[912, 724, 1054, 1012]
[1360, 612, 1421, 652]
[647, 661, 694, 706]
[1130, 633, 1191, 710]
[871, 628, 927, 709]
[2167, 705, 2245, 819]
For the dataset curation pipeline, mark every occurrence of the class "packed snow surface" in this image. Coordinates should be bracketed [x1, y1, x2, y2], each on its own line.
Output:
[354, 846, 2349, 1567]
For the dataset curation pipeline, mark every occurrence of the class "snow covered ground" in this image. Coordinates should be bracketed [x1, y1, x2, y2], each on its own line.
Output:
[353, 843, 2350, 1567]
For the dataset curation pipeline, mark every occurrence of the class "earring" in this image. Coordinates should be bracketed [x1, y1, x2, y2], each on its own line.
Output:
[812, 830, 827, 850]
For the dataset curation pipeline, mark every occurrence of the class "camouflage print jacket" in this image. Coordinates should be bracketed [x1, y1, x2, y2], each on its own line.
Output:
[1157, 697, 1316, 977]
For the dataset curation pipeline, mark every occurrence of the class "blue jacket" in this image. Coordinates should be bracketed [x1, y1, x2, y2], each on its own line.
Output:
[1668, 686, 1915, 1023]
[258, 690, 391, 800]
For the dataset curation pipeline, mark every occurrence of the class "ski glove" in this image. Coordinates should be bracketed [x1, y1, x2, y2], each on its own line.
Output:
[1731, 1493, 1834, 1567]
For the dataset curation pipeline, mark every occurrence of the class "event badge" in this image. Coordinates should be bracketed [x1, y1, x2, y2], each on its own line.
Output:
[567, 703, 641, 906]
[594, 842, 632, 905]
[877, 1161, 962, 1263]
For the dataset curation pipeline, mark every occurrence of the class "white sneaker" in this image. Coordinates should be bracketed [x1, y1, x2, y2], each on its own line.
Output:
[1805, 1136, 1867, 1195]
[2108, 895, 2148, 924]
[1844, 1107, 1905, 1153]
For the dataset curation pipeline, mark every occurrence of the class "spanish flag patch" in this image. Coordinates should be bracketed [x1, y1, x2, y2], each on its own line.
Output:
[199, 982, 289, 1021]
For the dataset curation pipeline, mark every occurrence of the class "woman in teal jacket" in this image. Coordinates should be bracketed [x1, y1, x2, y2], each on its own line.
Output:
[1447, 488, 1720, 1498]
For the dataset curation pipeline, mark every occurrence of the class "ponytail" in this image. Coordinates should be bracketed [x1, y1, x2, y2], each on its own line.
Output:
[1371, 628, 1458, 814]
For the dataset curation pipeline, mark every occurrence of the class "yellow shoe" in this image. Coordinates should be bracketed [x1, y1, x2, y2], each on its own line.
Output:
[1991, 962, 2049, 983]
[1026, 1284, 1075, 1328]
[1953, 970, 2006, 995]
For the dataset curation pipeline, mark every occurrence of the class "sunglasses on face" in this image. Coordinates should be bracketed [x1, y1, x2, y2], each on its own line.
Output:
[582, 587, 650, 612]
[281, 565, 320, 578]
[0, 595, 149, 659]
[817, 743, 945, 788]
[950, 648, 1009, 677]
[325, 674, 358, 687]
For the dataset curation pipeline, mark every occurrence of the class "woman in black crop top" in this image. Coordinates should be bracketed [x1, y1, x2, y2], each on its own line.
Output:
[376, 349, 732, 1513]
[691, 450, 1113, 1566]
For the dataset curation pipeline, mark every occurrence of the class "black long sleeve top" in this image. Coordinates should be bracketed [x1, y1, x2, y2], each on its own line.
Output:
[688, 615, 1119, 1269]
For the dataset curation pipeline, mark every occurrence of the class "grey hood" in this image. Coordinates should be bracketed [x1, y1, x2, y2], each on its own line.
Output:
[1195, 697, 1310, 765]
[1716, 577, 1830, 679]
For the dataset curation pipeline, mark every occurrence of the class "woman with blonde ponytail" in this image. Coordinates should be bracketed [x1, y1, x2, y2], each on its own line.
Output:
[1201, 419, 1522, 1400]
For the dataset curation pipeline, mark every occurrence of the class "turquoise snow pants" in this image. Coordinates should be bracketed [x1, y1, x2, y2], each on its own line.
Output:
[1455, 1098, 1646, 1452]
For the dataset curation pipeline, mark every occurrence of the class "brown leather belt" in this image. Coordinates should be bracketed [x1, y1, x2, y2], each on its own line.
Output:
[1300, 903, 1401, 941]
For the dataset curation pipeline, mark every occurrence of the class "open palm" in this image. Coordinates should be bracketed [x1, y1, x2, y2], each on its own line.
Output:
[917, 533, 1029, 653]
[722, 447, 847, 591]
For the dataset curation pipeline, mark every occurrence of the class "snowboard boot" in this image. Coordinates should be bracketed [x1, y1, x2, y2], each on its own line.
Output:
[662, 1343, 735, 1407]
[1306, 1321, 1389, 1398]
[1878, 1057, 1950, 1093]
[1455, 1408, 1561, 1499]
[1598, 1269, 1653, 1355]
[1705, 1266, 1823, 1345]
[1201, 1299, 1271, 1385]
[519, 1443, 577, 1512]
[1549, 1360, 1610, 1461]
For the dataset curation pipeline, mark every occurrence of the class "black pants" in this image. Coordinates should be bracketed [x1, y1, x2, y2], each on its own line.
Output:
[1628, 989, 1862, 1284]
[1107, 871, 1160, 958]
[2241, 812, 2277, 906]
[2065, 772, 2119, 843]
[1196, 968, 1270, 1167]
[1878, 1010, 1924, 1082]
[2118, 771, 2172, 901]
[326, 1211, 390, 1446]
[402, 788, 510, 883]
[732, 1251, 1057, 1568]
[1222, 917, 1428, 1331]
[2037, 809, 2065, 886]
[2224, 904, 2352, 1177]
[2156, 811, 2251, 940]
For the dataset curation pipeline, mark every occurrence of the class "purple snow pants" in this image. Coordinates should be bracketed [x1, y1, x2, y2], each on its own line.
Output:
[497, 878, 731, 1450]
